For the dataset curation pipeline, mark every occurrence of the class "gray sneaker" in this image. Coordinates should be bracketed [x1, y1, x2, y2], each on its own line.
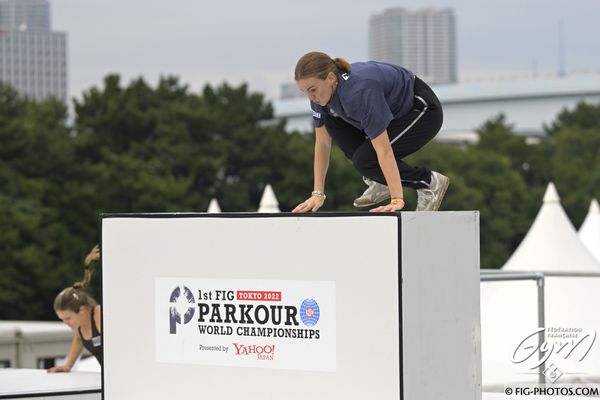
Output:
[353, 177, 390, 207]
[416, 171, 449, 211]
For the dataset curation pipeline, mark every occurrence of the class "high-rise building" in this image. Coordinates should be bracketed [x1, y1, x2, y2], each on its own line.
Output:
[369, 8, 457, 85]
[0, 0, 67, 101]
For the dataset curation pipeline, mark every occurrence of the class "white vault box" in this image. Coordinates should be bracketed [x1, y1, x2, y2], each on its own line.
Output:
[101, 212, 481, 400]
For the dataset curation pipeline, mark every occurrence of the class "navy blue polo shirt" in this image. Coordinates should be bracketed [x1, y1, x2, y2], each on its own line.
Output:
[311, 61, 415, 139]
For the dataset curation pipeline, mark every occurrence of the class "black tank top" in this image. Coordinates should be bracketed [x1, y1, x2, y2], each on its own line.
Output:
[78, 306, 102, 366]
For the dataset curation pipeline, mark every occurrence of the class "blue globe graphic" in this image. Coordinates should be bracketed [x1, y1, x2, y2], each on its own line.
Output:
[300, 299, 320, 326]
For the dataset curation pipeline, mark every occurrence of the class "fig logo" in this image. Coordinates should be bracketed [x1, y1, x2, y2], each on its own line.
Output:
[169, 286, 195, 334]
[299, 299, 320, 326]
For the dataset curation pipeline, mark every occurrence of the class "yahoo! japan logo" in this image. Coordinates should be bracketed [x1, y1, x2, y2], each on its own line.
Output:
[169, 286, 195, 334]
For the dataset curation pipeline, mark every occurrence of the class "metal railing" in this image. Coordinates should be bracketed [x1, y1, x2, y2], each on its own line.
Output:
[479, 270, 600, 385]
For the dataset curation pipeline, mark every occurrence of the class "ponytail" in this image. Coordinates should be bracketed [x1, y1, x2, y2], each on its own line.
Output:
[295, 51, 352, 81]
[54, 245, 100, 312]
[73, 244, 99, 289]
[332, 57, 351, 74]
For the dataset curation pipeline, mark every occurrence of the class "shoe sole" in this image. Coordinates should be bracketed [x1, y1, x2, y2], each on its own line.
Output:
[431, 176, 450, 211]
[353, 194, 391, 208]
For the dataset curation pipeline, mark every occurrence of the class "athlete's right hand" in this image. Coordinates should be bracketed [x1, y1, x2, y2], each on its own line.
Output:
[292, 195, 325, 213]
[47, 365, 71, 373]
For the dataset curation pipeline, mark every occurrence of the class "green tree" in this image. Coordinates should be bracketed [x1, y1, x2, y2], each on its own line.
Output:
[73, 75, 222, 216]
[477, 114, 550, 188]
[546, 101, 600, 135]
[0, 84, 85, 320]
[547, 127, 600, 226]
[544, 101, 600, 226]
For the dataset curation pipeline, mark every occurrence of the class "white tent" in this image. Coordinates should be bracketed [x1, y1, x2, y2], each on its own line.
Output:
[257, 184, 280, 213]
[579, 199, 600, 263]
[206, 198, 221, 213]
[481, 183, 600, 386]
[502, 184, 599, 272]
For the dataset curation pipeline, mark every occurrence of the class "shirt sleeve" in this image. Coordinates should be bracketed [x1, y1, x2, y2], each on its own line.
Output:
[310, 102, 325, 128]
[353, 87, 394, 139]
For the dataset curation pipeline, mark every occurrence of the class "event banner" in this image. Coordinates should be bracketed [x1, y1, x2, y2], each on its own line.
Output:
[155, 278, 336, 372]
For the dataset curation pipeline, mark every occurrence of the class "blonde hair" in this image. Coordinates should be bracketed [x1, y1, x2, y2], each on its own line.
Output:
[53, 245, 99, 312]
[294, 51, 351, 81]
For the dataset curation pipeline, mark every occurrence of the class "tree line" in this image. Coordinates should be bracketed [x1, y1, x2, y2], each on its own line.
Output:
[0, 76, 598, 320]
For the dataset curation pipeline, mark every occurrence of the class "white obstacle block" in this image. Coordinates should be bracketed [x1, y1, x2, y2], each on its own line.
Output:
[101, 212, 481, 400]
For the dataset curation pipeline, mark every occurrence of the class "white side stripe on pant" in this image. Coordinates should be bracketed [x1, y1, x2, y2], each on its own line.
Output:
[389, 95, 428, 145]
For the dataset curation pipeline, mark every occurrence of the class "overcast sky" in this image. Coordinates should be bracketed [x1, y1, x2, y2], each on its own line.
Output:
[51, 0, 600, 101]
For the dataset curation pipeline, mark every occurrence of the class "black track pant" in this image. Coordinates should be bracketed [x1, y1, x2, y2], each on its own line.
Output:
[324, 76, 443, 190]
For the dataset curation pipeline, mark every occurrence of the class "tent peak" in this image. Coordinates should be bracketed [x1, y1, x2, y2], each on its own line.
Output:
[543, 182, 560, 204]
[258, 184, 280, 213]
[590, 199, 599, 214]
[207, 198, 221, 213]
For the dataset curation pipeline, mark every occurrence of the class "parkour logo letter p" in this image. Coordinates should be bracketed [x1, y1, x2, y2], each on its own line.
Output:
[169, 286, 195, 334]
